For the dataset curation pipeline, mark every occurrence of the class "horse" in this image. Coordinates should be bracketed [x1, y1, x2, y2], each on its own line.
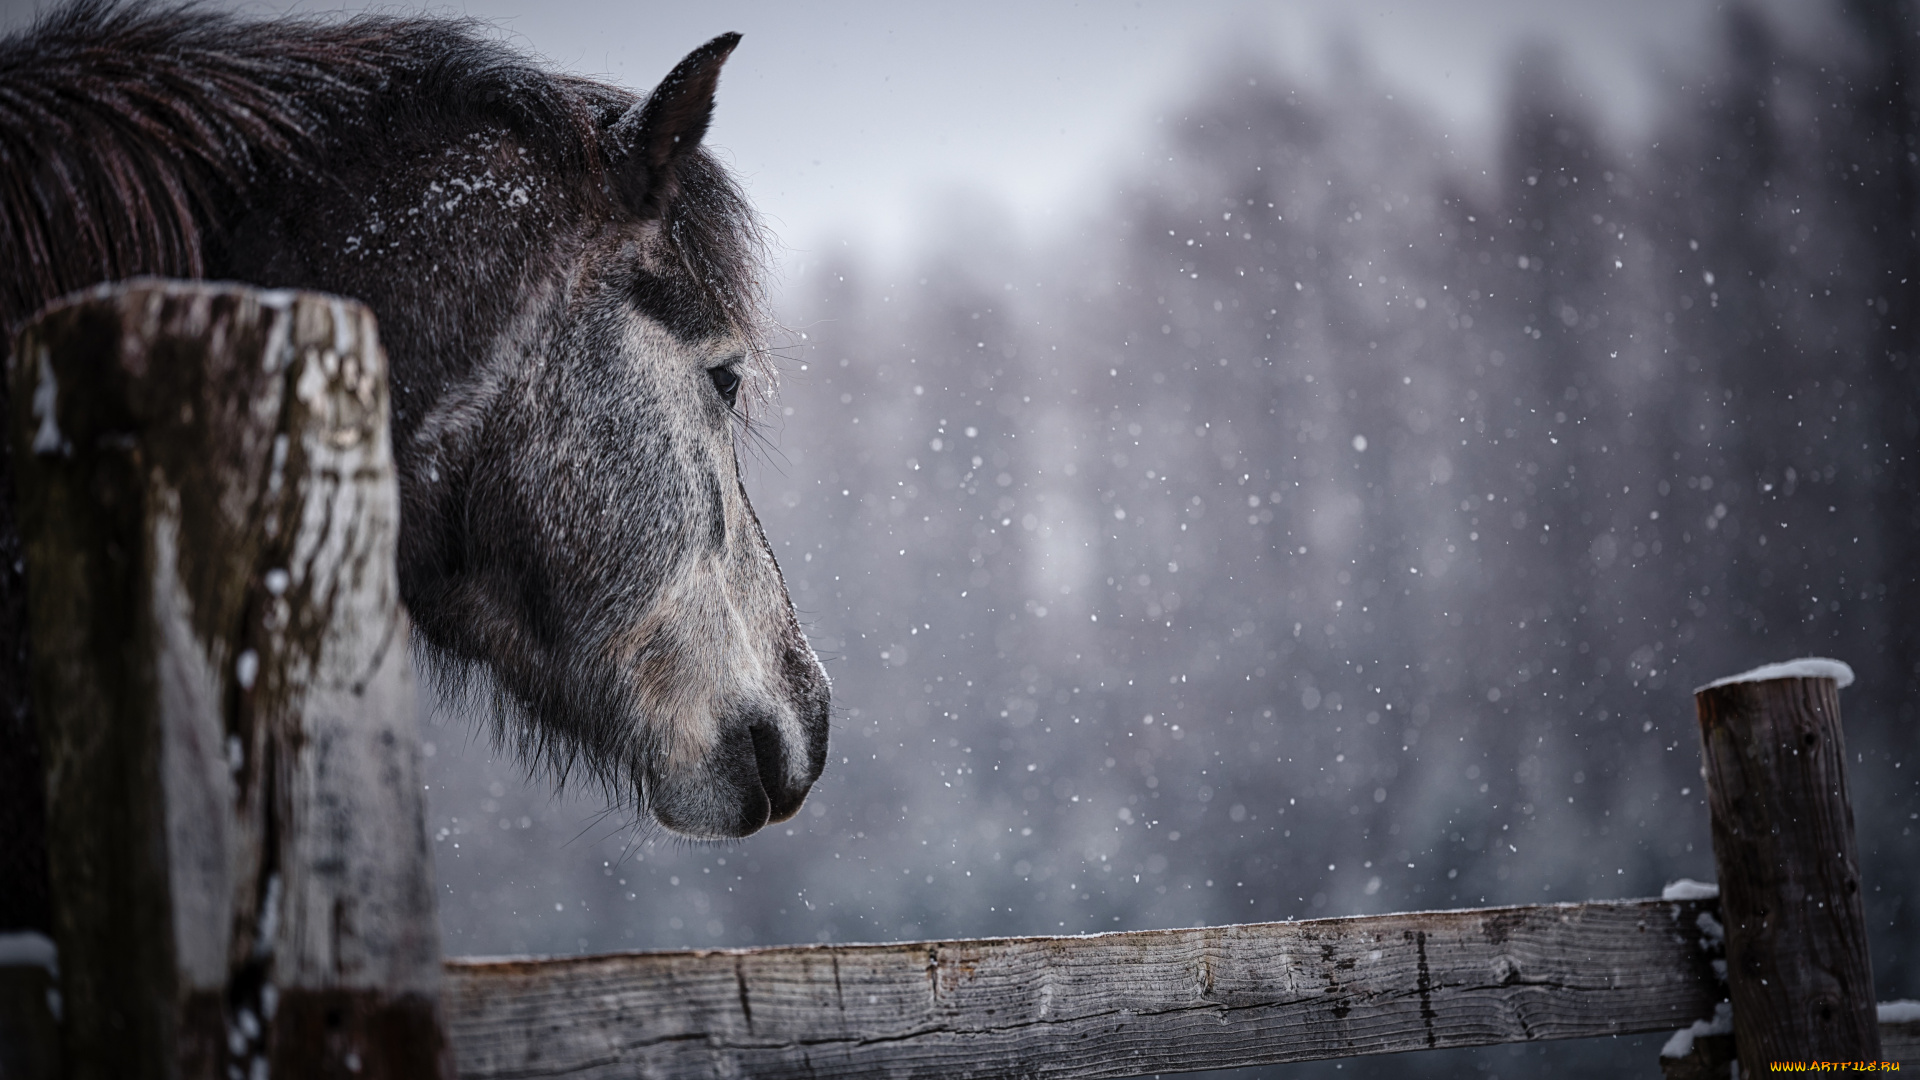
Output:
[0, 0, 831, 933]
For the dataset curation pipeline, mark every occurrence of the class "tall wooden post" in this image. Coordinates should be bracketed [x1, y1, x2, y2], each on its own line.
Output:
[1693, 659, 1880, 1074]
[7, 280, 451, 1079]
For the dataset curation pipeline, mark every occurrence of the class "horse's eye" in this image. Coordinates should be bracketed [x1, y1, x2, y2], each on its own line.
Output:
[708, 364, 741, 408]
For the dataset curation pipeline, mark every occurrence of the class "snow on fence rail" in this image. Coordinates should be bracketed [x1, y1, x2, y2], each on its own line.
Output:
[1, 281, 1913, 1079]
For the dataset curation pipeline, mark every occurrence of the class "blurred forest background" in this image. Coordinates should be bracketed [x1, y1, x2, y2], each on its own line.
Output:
[424, 1, 1920, 1075]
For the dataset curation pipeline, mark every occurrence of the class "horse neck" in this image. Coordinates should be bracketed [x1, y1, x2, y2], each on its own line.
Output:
[0, 13, 369, 334]
[0, 6, 617, 338]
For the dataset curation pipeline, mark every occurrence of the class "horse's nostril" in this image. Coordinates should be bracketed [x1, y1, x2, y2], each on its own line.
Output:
[750, 722, 809, 824]
[749, 723, 786, 800]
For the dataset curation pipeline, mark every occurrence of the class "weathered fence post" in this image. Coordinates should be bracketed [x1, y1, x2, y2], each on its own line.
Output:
[1693, 658, 1880, 1074]
[7, 280, 451, 1079]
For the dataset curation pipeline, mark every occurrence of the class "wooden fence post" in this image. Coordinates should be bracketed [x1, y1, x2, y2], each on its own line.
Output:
[7, 280, 451, 1079]
[1693, 658, 1880, 1073]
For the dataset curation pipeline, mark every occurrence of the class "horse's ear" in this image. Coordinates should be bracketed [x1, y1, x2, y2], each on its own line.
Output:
[609, 32, 740, 220]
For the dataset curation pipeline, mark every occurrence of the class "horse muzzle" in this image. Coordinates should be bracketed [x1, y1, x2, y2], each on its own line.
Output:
[646, 677, 829, 839]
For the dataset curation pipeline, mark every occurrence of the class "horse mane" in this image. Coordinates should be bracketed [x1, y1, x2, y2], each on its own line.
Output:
[0, 0, 770, 346]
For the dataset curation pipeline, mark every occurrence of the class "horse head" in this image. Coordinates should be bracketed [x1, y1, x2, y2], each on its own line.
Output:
[0, 8, 828, 842]
[378, 36, 831, 839]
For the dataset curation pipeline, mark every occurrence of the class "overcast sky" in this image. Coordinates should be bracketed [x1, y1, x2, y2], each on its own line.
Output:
[4, 0, 1750, 256]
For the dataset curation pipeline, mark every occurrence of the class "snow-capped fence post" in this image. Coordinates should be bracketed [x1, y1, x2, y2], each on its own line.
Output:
[1692, 659, 1880, 1074]
[6, 280, 452, 1080]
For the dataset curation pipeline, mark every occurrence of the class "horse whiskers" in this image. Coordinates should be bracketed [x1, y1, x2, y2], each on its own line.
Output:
[735, 419, 790, 477]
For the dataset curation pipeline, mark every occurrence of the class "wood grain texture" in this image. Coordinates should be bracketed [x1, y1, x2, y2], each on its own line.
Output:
[1694, 672, 1880, 1073]
[8, 280, 448, 1080]
[445, 897, 1727, 1079]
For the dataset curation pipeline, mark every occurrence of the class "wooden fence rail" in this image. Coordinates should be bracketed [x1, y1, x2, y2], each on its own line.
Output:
[442, 897, 1728, 1079]
[440, 897, 1919, 1080]
[3, 281, 1914, 1079]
